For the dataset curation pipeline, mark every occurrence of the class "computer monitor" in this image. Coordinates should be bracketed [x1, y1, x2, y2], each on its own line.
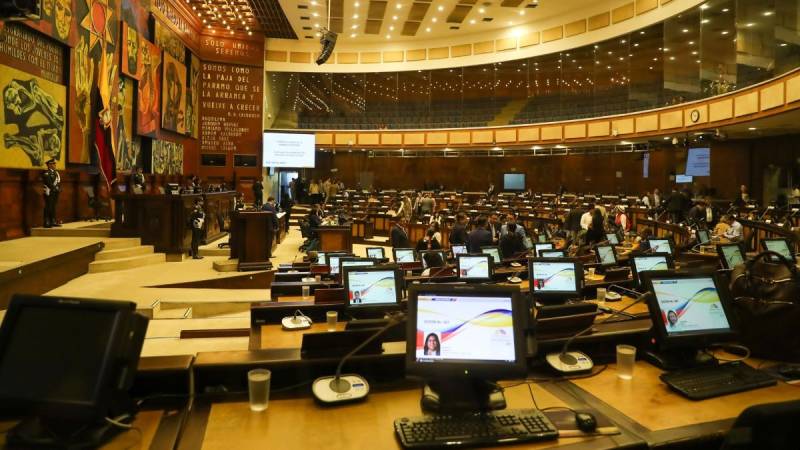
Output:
[315, 252, 327, 264]
[717, 243, 746, 270]
[534, 242, 554, 257]
[528, 258, 583, 304]
[405, 284, 528, 380]
[761, 238, 794, 261]
[537, 234, 548, 243]
[323, 251, 348, 266]
[419, 250, 448, 269]
[327, 253, 353, 275]
[366, 247, 385, 259]
[596, 244, 617, 266]
[606, 233, 620, 245]
[696, 229, 711, 245]
[630, 253, 674, 287]
[393, 248, 417, 263]
[648, 238, 674, 255]
[451, 244, 468, 258]
[0, 295, 148, 447]
[641, 272, 736, 350]
[539, 249, 566, 258]
[337, 257, 376, 276]
[457, 254, 493, 282]
[480, 246, 502, 263]
[344, 266, 403, 309]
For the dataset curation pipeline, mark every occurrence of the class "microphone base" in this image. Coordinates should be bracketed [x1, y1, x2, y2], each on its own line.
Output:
[312, 374, 370, 405]
[281, 316, 311, 330]
[545, 351, 594, 373]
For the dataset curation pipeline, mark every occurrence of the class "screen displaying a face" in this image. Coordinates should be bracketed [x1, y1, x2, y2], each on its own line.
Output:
[597, 246, 616, 265]
[651, 277, 731, 335]
[415, 294, 515, 362]
[347, 270, 398, 306]
[721, 245, 744, 268]
[649, 239, 672, 255]
[531, 262, 578, 293]
[764, 240, 793, 260]
[458, 256, 491, 279]
[394, 249, 416, 263]
[366, 248, 384, 259]
[481, 247, 501, 263]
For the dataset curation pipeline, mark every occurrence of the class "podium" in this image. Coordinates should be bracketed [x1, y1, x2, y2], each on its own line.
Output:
[314, 226, 353, 252]
[230, 211, 274, 271]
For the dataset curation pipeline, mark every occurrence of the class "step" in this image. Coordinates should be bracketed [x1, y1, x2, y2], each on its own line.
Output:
[199, 246, 230, 257]
[95, 245, 154, 261]
[213, 259, 239, 272]
[30, 227, 111, 237]
[152, 306, 193, 320]
[101, 238, 142, 250]
[159, 298, 260, 318]
[88, 253, 166, 273]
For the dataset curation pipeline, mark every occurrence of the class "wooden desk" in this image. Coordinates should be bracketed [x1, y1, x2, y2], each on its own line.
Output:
[315, 226, 353, 252]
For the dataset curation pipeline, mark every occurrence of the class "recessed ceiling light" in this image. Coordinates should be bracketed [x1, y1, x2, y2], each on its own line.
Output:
[310, 0, 317, 4]
[352, 14, 358, 19]
[721, 30, 729, 35]
[312, 12, 318, 16]
[722, 8, 729, 12]
[780, 42, 788, 47]
[469, 19, 476, 24]
[432, 17, 437, 22]
[396, 3, 402, 9]
[315, 32, 321, 36]
[701, 18, 710, 24]
[351, 24, 357, 29]
[682, 28, 689, 33]
[478, 7, 485, 13]
[746, 22, 755, 27]
[518, 9, 524, 15]
[437, 5, 443, 11]
[386, 34, 391, 38]
[392, 15, 398, 20]
[425, 27, 431, 32]
[354, 1, 359, 6]
[350, 33, 356, 37]
[749, 127, 757, 131]
[764, 10, 774, 16]
[389, 25, 394, 30]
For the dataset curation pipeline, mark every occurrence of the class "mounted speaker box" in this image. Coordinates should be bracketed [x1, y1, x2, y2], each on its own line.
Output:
[316, 30, 337, 65]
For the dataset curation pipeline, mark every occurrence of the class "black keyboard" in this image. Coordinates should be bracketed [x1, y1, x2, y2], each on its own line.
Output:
[394, 408, 558, 449]
[660, 361, 777, 400]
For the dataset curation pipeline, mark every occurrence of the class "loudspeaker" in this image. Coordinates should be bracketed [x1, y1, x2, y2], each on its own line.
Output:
[315, 30, 337, 65]
[0, 0, 41, 20]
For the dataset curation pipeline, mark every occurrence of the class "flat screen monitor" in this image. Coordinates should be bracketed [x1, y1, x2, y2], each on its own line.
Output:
[457, 254, 493, 282]
[344, 267, 402, 308]
[596, 245, 617, 266]
[480, 246, 502, 263]
[327, 254, 352, 275]
[262, 132, 315, 168]
[762, 238, 794, 261]
[717, 243, 745, 270]
[537, 234, 548, 243]
[686, 148, 711, 177]
[540, 250, 566, 258]
[648, 238, 674, 255]
[529, 259, 583, 303]
[641, 272, 735, 349]
[697, 229, 711, 245]
[676, 174, 693, 184]
[419, 250, 448, 269]
[534, 243, 554, 257]
[451, 244, 468, 257]
[405, 284, 527, 379]
[315, 252, 326, 264]
[630, 253, 674, 287]
[366, 247, 385, 259]
[606, 233, 620, 245]
[503, 173, 526, 191]
[338, 258, 376, 276]
[323, 252, 348, 267]
[393, 248, 417, 263]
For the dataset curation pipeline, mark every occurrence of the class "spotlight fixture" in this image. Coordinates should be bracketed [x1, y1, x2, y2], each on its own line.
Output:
[316, 28, 338, 65]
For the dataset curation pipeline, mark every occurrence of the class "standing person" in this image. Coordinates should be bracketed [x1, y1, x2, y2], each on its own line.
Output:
[288, 178, 296, 201]
[132, 166, 145, 194]
[564, 205, 584, 241]
[488, 213, 500, 244]
[614, 206, 631, 234]
[499, 223, 526, 259]
[322, 178, 331, 202]
[586, 209, 606, 245]
[449, 213, 469, 246]
[327, 178, 339, 199]
[42, 158, 61, 227]
[666, 187, 686, 223]
[419, 193, 435, 216]
[640, 191, 651, 209]
[390, 219, 411, 249]
[189, 200, 205, 259]
[580, 203, 595, 231]
[487, 182, 495, 197]
[653, 188, 662, 209]
[309, 179, 321, 204]
[253, 179, 263, 209]
[401, 194, 413, 222]
[467, 216, 493, 253]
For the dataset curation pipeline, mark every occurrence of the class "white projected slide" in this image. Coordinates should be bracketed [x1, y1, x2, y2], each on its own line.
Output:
[263, 132, 315, 168]
[686, 148, 711, 176]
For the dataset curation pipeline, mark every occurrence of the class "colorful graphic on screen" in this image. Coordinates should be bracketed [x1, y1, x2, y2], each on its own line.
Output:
[415, 294, 515, 362]
[451, 245, 467, 256]
[366, 248, 384, 259]
[531, 262, 577, 292]
[328, 255, 345, 274]
[535, 243, 554, 256]
[764, 240, 793, 260]
[339, 260, 374, 275]
[395, 249, 415, 263]
[649, 239, 672, 254]
[481, 247, 501, 262]
[721, 246, 743, 268]
[633, 256, 670, 275]
[459, 256, 490, 279]
[597, 246, 616, 265]
[347, 270, 397, 306]
[651, 278, 731, 335]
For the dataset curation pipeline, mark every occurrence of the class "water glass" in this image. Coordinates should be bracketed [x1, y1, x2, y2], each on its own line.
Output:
[326, 311, 338, 331]
[248, 369, 271, 411]
[616, 345, 636, 380]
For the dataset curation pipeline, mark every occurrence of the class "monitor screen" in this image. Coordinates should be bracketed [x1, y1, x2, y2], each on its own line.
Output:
[649, 276, 732, 336]
[262, 132, 315, 168]
[338, 259, 375, 276]
[503, 173, 526, 191]
[676, 174, 693, 184]
[697, 229, 710, 245]
[764, 239, 793, 260]
[481, 247, 501, 263]
[597, 245, 616, 265]
[458, 255, 492, 280]
[648, 239, 673, 255]
[537, 234, 548, 243]
[535, 243, 554, 257]
[606, 233, 620, 245]
[394, 248, 416, 263]
[719, 244, 744, 269]
[451, 245, 467, 257]
[540, 250, 566, 258]
[530, 260, 580, 295]
[420, 250, 447, 269]
[345, 269, 400, 307]
[631, 254, 671, 285]
[686, 148, 711, 177]
[366, 247, 385, 259]
[323, 252, 347, 267]
[316, 252, 326, 264]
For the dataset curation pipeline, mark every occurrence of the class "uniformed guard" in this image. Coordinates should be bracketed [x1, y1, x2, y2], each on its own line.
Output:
[132, 166, 145, 194]
[42, 158, 61, 228]
[189, 200, 205, 259]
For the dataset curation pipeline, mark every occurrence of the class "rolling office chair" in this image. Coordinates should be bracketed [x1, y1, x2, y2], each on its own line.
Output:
[720, 399, 800, 450]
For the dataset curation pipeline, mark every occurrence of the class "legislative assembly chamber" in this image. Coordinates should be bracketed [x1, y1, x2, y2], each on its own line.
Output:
[2, 0, 800, 448]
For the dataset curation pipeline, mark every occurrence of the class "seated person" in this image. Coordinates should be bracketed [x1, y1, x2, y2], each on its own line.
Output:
[421, 251, 446, 269]
[416, 228, 442, 252]
[499, 223, 526, 259]
[722, 215, 743, 241]
[713, 216, 732, 239]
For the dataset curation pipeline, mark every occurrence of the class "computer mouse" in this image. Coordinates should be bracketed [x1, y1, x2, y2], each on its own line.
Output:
[575, 412, 597, 433]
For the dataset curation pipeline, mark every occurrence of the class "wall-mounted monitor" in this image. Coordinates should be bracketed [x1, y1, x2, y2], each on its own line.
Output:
[262, 132, 315, 168]
[503, 173, 526, 191]
[685, 148, 711, 177]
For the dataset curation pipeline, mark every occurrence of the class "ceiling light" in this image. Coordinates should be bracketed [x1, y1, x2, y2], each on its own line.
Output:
[396, 3, 402, 9]
[432, 17, 437, 22]
[701, 18, 710, 24]
[392, 15, 398, 20]
[386, 34, 391, 39]
[315, 32, 321, 36]
[354, 1, 359, 6]
[312, 12, 318, 17]
[310, 1, 317, 5]
[479, 7, 485, 13]
[781, 42, 788, 47]
[389, 25, 394, 30]
[764, 10, 774, 16]
[689, 41, 695, 45]
[722, 8, 729, 12]
[469, 19, 476, 24]
[351, 24, 357, 29]
[425, 27, 431, 32]
[518, 9, 525, 15]
[352, 14, 358, 19]
[721, 30, 729, 35]
[700, 3, 709, 9]
[746, 22, 755, 27]
[682, 28, 689, 33]
[749, 127, 757, 131]
[350, 33, 356, 37]
[248, 31, 252, 35]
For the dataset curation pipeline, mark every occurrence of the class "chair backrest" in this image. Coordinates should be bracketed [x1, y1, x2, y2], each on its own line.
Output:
[721, 399, 800, 450]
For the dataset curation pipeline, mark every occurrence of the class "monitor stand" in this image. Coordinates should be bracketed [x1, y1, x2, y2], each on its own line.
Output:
[643, 347, 717, 371]
[7, 415, 131, 449]
[420, 379, 506, 414]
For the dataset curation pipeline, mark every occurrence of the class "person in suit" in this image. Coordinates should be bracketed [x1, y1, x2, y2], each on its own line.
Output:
[499, 223, 526, 259]
[189, 200, 205, 259]
[467, 215, 493, 253]
[390, 219, 410, 248]
[42, 158, 61, 228]
[261, 196, 280, 230]
[449, 213, 469, 245]
[488, 213, 500, 244]
[131, 166, 146, 193]
[253, 180, 263, 208]
[586, 209, 606, 245]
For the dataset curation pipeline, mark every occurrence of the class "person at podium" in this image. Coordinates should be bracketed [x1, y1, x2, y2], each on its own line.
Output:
[42, 158, 61, 228]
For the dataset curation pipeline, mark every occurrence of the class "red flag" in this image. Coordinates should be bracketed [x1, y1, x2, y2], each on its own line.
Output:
[93, 89, 116, 190]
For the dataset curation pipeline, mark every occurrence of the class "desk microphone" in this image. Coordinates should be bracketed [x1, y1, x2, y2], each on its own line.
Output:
[282, 309, 313, 330]
[312, 312, 405, 405]
[545, 291, 652, 374]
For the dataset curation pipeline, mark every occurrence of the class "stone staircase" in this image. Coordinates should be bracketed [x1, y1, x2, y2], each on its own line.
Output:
[88, 238, 167, 273]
